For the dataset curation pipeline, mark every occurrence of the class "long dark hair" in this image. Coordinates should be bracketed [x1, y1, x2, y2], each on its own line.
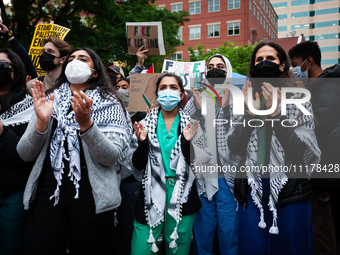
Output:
[0, 49, 26, 111]
[49, 47, 126, 116]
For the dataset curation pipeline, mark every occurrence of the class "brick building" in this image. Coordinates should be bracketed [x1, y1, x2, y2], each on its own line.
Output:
[155, 0, 278, 61]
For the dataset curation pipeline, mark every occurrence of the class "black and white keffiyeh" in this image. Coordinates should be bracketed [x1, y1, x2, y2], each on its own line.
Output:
[140, 107, 195, 252]
[225, 93, 321, 234]
[183, 96, 234, 200]
[49, 82, 131, 205]
[0, 94, 34, 127]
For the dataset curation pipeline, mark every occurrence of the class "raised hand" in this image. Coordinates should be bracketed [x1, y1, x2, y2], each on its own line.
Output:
[261, 83, 281, 117]
[32, 80, 54, 132]
[221, 88, 230, 108]
[183, 120, 200, 141]
[71, 91, 93, 132]
[137, 45, 149, 68]
[0, 23, 9, 34]
[133, 122, 147, 141]
[242, 80, 260, 116]
[191, 87, 202, 110]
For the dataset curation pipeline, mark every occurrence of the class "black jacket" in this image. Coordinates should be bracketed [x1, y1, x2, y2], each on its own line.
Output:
[0, 88, 34, 196]
[230, 112, 312, 207]
[9, 38, 37, 79]
[132, 123, 201, 225]
[307, 64, 340, 189]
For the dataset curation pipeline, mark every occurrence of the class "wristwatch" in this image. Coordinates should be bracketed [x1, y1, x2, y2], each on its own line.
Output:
[1, 31, 13, 39]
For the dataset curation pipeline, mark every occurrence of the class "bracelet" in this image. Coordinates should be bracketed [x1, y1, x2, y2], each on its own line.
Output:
[1, 31, 13, 39]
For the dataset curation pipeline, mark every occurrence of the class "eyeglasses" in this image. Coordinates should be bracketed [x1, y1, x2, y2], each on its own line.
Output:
[0, 62, 11, 68]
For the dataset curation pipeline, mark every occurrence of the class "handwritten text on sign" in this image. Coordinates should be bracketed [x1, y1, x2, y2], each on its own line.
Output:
[28, 24, 70, 76]
[162, 59, 206, 90]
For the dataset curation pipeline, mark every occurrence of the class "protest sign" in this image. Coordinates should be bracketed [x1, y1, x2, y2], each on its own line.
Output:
[129, 73, 164, 112]
[126, 22, 165, 55]
[161, 59, 205, 90]
[28, 24, 70, 76]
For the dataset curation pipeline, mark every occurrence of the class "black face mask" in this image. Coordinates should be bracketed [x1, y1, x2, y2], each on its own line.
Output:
[0, 62, 12, 88]
[253, 60, 281, 78]
[39, 52, 57, 71]
[206, 68, 226, 86]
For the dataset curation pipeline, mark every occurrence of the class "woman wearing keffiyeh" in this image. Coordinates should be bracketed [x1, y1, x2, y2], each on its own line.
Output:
[0, 49, 34, 255]
[227, 42, 321, 255]
[17, 48, 131, 254]
[130, 73, 201, 254]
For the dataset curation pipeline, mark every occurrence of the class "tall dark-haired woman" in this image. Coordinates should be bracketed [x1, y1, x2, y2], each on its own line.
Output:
[17, 48, 131, 255]
[227, 42, 321, 255]
[0, 49, 34, 254]
[130, 73, 201, 255]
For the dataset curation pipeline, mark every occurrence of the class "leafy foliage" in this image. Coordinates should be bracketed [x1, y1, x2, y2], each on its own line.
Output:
[187, 41, 257, 75]
[0, 0, 190, 73]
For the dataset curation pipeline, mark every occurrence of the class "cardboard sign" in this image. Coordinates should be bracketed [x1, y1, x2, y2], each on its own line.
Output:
[129, 73, 164, 112]
[28, 24, 70, 76]
[126, 22, 165, 55]
[161, 59, 206, 90]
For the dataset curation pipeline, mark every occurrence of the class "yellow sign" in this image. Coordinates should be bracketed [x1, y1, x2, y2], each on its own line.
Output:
[28, 24, 70, 76]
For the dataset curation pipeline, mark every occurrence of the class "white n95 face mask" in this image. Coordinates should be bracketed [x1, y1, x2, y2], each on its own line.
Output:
[65, 59, 96, 84]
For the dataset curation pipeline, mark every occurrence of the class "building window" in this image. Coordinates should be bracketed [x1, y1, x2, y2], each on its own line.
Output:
[291, 0, 308, 6]
[171, 53, 182, 61]
[208, 0, 220, 12]
[228, 0, 240, 10]
[253, 4, 256, 15]
[315, 7, 338, 15]
[315, 0, 334, 2]
[291, 11, 309, 18]
[249, 0, 252, 10]
[291, 23, 310, 30]
[177, 28, 182, 40]
[228, 22, 240, 36]
[171, 4, 182, 12]
[189, 27, 201, 39]
[315, 20, 338, 28]
[266, 22, 268, 32]
[278, 26, 287, 32]
[260, 14, 263, 25]
[208, 24, 220, 38]
[158, 6, 165, 10]
[263, 19, 266, 28]
[189, 2, 201, 14]
[320, 46, 338, 53]
[272, 2, 287, 9]
[257, 9, 260, 20]
[278, 14, 287, 19]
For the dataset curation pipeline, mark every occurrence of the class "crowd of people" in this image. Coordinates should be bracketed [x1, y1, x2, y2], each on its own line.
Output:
[1, 22, 340, 255]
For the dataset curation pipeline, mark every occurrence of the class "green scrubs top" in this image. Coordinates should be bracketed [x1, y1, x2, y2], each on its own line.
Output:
[156, 112, 180, 178]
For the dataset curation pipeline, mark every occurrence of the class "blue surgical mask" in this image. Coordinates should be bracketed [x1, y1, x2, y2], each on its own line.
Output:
[157, 89, 181, 111]
[292, 58, 310, 79]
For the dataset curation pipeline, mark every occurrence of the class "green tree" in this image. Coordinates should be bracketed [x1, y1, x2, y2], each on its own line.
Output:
[0, 0, 189, 73]
[187, 41, 257, 75]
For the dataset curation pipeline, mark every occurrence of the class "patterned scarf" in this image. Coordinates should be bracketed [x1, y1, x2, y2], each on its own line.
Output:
[0, 94, 34, 127]
[49, 82, 131, 205]
[140, 107, 196, 252]
[183, 97, 234, 200]
[226, 93, 321, 234]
